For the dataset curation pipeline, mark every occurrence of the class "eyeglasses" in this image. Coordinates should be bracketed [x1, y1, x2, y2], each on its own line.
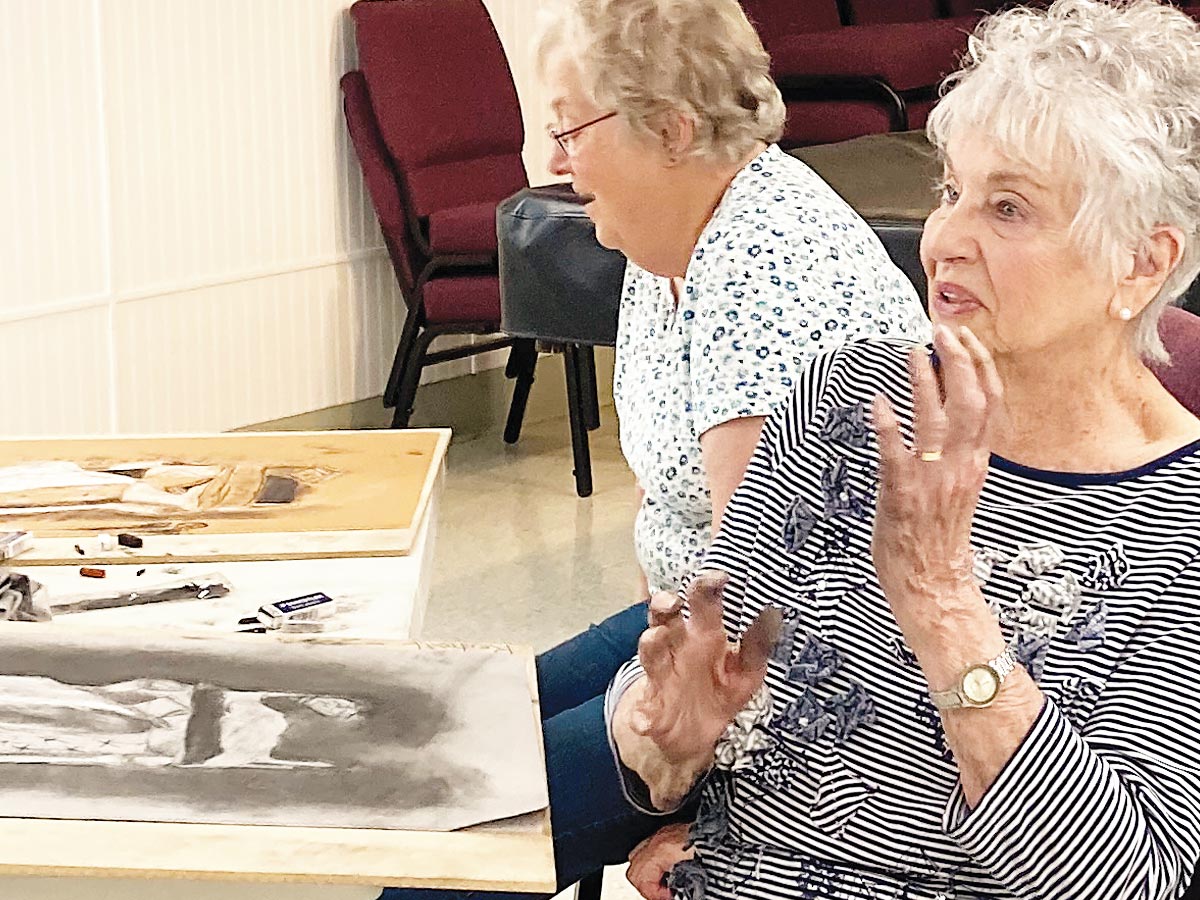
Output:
[548, 111, 617, 155]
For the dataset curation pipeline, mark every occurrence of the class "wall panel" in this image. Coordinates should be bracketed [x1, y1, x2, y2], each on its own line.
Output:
[1, 0, 551, 436]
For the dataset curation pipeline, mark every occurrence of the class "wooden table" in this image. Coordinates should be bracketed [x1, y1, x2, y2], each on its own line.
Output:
[0, 430, 449, 638]
[0, 430, 555, 897]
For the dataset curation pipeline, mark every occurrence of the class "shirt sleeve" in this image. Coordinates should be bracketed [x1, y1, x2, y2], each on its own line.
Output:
[943, 569, 1200, 899]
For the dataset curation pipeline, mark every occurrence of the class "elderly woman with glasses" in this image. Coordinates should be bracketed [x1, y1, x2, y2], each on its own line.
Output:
[540, 0, 927, 608]
[606, 1, 1200, 898]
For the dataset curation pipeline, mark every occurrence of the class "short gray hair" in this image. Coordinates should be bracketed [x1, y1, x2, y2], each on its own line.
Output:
[928, 0, 1200, 363]
[536, 0, 785, 165]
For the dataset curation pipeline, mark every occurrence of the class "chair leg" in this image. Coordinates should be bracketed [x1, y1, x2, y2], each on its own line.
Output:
[504, 339, 538, 445]
[391, 330, 435, 429]
[564, 344, 593, 497]
[385, 295, 425, 409]
[576, 870, 604, 900]
[578, 345, 601, 431]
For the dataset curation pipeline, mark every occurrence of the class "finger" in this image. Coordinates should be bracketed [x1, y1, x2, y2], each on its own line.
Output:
[732, 604, 782, 676]
[686, 569, 729, 635]
[933, 324, 987, 450]
[648, 590, 684, 627]
[908, 345, 948, 459]
[958, 326, 1006, 444]
[871, 393, 912, 490]
[638, 622, 683, 679]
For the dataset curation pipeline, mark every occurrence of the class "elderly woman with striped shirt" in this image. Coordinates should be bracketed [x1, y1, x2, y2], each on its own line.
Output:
[611, 2, 1200, 898]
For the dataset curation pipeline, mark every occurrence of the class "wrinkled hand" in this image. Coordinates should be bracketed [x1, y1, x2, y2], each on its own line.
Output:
[626, 823, 693, 900]
[871, 324, 1004, 634]
[630, 570, 781, 773]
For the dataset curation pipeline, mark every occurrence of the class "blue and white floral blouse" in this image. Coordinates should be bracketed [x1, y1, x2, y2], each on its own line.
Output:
[613, 144, 929, 594]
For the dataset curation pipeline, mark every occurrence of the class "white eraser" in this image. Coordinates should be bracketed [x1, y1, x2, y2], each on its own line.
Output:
[0, 532, 33, 560]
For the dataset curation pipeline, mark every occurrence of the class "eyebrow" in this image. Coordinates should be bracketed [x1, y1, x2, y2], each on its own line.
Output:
[942, 161, 1050, 194]
[986, 171, 1050, 193]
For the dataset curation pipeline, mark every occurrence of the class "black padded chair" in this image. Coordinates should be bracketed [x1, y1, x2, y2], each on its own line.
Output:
[498, 186, 628, 498]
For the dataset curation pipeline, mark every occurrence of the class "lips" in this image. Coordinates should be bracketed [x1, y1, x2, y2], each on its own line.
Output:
[931, 280, 983, 317]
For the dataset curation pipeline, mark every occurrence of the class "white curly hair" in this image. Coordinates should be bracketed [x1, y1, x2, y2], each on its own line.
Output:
[535, 0, 785, 165]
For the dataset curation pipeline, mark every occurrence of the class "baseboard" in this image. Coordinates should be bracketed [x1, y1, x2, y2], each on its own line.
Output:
[238, 348, 616, 441]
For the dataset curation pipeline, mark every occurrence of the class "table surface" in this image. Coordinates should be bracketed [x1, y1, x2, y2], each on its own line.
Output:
[0, 430, 555, 897]
[0, 429, 449, 564]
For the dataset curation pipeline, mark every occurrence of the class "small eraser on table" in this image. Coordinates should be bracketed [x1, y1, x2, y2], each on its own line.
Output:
[0, 532, 32, 560]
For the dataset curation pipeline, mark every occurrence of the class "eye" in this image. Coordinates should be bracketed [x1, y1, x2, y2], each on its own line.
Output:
[939, 182, 960, 205]
[995, 199, 1022, 219]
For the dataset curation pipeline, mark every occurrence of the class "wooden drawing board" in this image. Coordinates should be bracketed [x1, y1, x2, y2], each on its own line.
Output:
[0, 430, 449, 565]
[0, 631, 555, 891]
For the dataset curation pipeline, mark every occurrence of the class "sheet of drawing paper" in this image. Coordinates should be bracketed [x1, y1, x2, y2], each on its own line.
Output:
[0, 630, 547, 831]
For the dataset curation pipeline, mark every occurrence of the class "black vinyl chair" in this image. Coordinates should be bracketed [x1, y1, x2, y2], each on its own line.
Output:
[499, 186, 627, 497]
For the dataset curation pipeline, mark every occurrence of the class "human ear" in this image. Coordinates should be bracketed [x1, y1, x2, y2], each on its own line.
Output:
[1111, 225, 1185, 319]
[656, 112, 695, 166]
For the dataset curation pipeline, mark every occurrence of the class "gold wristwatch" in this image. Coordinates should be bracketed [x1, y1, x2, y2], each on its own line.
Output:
[929, 648, 1018, 710]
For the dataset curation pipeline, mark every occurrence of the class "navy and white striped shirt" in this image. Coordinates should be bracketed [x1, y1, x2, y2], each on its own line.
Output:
[607, 340, 1200, 899]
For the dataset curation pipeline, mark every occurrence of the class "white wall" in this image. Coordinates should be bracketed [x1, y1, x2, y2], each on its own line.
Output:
[0, 0, 555, 436]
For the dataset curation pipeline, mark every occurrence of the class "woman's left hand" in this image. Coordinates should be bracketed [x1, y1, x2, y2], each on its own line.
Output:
[626, 823, 694, 900]
[870, 324, 1005, 643]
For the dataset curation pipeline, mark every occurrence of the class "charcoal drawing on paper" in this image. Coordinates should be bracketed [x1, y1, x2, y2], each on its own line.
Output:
[0, 629, 548, 832]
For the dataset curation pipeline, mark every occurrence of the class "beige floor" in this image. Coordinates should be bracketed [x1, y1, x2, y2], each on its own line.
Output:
[422, 403, 641, 649]
[424, 404, 645, 900]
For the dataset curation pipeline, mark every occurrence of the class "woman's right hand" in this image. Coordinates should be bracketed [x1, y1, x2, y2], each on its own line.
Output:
[615, 570, 780, 807]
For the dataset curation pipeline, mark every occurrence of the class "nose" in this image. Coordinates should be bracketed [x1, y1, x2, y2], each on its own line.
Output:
[548, 140, 571, 177]
[920, 199, 976, 276]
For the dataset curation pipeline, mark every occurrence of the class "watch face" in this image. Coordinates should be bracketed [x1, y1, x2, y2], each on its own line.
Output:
[962, 665, 1000, 705]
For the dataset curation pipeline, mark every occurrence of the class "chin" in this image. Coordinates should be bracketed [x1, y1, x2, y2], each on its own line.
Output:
[592, 222, 624, 253]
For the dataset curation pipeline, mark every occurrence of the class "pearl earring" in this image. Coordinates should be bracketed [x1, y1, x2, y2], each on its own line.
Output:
[1118, 307, 1133, 321]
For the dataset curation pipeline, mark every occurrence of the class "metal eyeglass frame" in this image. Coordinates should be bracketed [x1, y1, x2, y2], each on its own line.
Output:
[549, 111, 618, 154]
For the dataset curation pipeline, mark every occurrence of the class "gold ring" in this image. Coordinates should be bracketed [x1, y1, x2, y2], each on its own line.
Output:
[919, 449, 943, 462]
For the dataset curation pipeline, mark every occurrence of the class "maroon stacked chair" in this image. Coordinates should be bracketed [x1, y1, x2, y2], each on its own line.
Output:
[1155, 305, 1200, 417]
[342, 0, 539, 434]
[748, 1, 1200, 150]
[740, 0, 891, 148]
[744, 0, 1005, 147]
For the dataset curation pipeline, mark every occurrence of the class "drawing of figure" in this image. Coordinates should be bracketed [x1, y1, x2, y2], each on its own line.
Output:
[0, 675, 364, 771]
[0, 460, 332, 515]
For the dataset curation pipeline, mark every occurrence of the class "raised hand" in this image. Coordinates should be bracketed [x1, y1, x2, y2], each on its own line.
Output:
[871, 324, 1004, 643]
[616, 570, 780, 808]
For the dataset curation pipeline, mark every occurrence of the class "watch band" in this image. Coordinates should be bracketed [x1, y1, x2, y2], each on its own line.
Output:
[929, 648, 1018, 710]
